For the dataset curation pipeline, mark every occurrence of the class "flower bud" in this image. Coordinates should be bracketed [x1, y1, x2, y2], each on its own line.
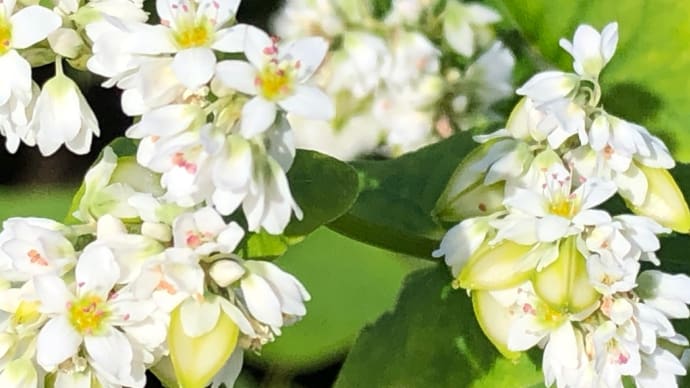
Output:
[209, 260, 246, 288]
[628, 164, 690, 233]
[532, 237, 599, 313]
[457, 240, 534, 290]
[0, 359, 37, 387]
[435, 139, 524, 222]
[436, 182, 505, 222]
[169, 302, 240, 388]
[472, 290, 521, 360]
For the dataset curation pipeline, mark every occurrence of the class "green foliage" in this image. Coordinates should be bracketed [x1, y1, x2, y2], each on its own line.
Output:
[0, 187, 74, 222]
[239, 149, 359, 259]
[329, 132, 477, 258]
[495, 0, 690, 162]
[248, 228, 418, 373]
[335, 264, 544, 387]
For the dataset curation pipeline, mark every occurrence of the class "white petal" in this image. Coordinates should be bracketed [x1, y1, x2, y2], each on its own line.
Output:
[278, 85, 334, 120]
[179, 298, 221, 337]
[10, 6, 61, 49]
[536, 216, 571, 242]
[600, 22, 619, 64]
[172, 47, 216, 90]
[243, 25, 272, 69]
[589, 115, 610, 151]
[240, 97, 276, 137]
[215, 60, 258, 95]
[76, 244, 120, 298]
[516, 71, 578, 103]
[34, 275, 72, 314]
[84, 327, 133, 379]
[212, 24, 247, 53]
[281, 37, 328, 81]
[36, 316, 82, 370]
[240, 273, 282, 327]
[211, 347, 243, 388]
[615, 163, 648, 206]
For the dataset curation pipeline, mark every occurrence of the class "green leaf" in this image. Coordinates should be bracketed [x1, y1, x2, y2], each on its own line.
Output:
[495, 0, 690, 162]
[284, 150, 359, 237]
[248, 228, 419, 373]
[0, 187, 74, 222]
[329, 132, 477, 258]
[239, 150, 359, 259]
[334, 264, 544, 388]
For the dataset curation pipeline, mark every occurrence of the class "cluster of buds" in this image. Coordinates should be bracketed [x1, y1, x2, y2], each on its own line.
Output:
[434, 22, 690, 387]
[272, 0, 515, 159]
[0, 0, 340, 386]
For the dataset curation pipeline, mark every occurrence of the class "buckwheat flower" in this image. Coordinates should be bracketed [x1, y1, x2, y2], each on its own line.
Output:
[559, 22, 618, 79]
[0, 217, 76, 282]
[26, 59, 100, 156]
[442, 1, 501, 57]
[215, 25, 333, 137]
[492, 164, 617, 244]
[592, 319, 642, 385]
[637, 271, 690, 319]
[172, 207, 244, 255]
[586, 251, 639, 295]
[271, 0, 344, 39]
[210, 120, 303, 234]
[0, 2, 61, 152]
[326, 31, 390, 98]
[34, 244, 155, 387]
[129, 0, 246, 90]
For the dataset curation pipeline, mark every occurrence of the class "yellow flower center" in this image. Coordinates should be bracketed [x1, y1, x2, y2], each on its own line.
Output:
[175, 20, 213, 49]
[0, 18, 12, 56]
[549, 196, 576, 218]
[256, 62, 296, 101]
[68, 295, 110, 335]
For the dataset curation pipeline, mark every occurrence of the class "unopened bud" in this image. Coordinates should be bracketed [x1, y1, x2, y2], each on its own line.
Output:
[472, 290, 521, 360]
[629, 164, 690, 234]
[458, 240, 534, 290]
[532, 237, 599, 313]
[209, 260, 246, 288]
[169, 303, 239, 388]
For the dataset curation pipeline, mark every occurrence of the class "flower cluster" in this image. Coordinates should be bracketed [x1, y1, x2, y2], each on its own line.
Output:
[434, 22, 690, 387]
[0, 0, 337, 386]
[0, 146, 310, 387]
[272, 0, 515, 159]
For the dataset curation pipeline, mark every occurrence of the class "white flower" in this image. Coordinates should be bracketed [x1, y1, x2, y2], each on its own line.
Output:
[0, 217, 75, 282]
[34, 244, 154, 387]
[587, 251, 639, 294]
[637, 270, 690, 319]
[210, 121, 303, 234]
[443, 1, 501, 57]
[463, 42, 515, 109]
[215, 26, 333, 137]
[326, 31, 390, 98]
[0, 3, 61, 152]
[492, 164, 617, 244]
[432, 216, 492, 277]
[592, 320, 641, 385]
[559, 22, 618, 79]
[172, 207, 244, 255]
[27, 60, 100, 156]
[271, 0, 344, 39]
[130, 0, 246, 90]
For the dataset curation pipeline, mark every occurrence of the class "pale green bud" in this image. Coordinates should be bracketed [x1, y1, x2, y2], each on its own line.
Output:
[457, 240, 534, 290]
[436, 181, 505, 222]
[169, 303, 240, 388]
[629, 165, 690, 234]
[532, 237, 599, 314]
[0, 358, 37, 387]
[472, 290, 521, 360]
